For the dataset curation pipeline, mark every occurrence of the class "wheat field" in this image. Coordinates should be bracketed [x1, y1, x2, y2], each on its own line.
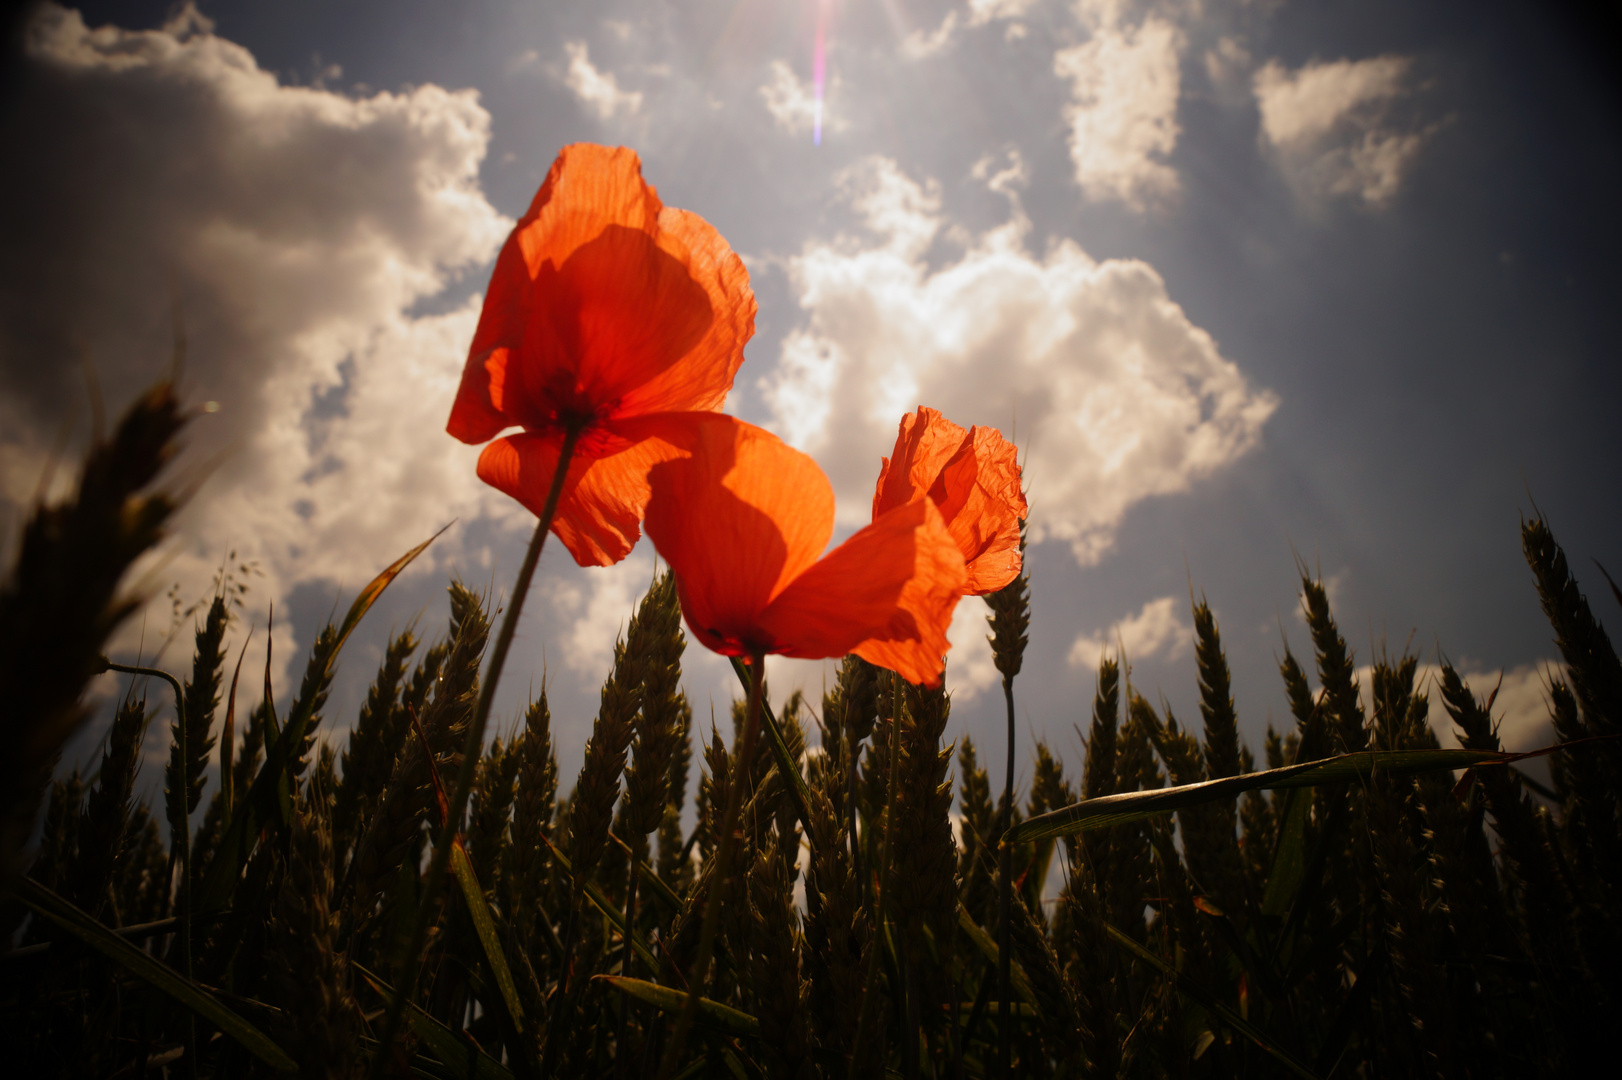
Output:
[2, 382, 1618, 1079]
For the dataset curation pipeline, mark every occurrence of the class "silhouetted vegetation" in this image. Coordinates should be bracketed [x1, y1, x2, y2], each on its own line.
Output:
[3, 384, 1618, 1079]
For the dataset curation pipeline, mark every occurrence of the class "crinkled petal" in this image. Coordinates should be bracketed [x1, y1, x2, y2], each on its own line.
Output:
[871, 406, 970, 520]
[762, 496, 966, 686]
[476, 432, 586, 537]
[643, 416, 834, 656]
[448, 145, 753, 441]
[936, 425, 1027, 594]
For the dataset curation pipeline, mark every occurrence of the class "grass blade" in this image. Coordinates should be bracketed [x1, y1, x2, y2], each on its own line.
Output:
[955, 904, 1036, 1005]
[729, 656, 816, 845]
[332, 525, 451, 656]
[17, 876, 296, 1073]
[408, 703, 539, 1076]
[1004, 747, 1509, 846]
[1261, 786, 1311, 920]
[449, 843, 535, 1056]
[356, 963, 514, 1080]
[219, 632, 252, 819]
[537, 832, 659, 971]
[195, 530, 444, 917]
[597, 976, 761, 1038]
[610, 828, 683, 911]
[1104, 923, 1320, 1080]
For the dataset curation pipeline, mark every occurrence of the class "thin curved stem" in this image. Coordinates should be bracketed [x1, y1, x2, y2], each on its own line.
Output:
[106, 660, 195, 1080]
[655, 650, 764, 1080]
[370, 422, 583, 1080]
[848, 671, 904, 1080]
[615, 856, 641, 1079]
[998, 673, 1015, 1080]
[848, 739, 864, 905]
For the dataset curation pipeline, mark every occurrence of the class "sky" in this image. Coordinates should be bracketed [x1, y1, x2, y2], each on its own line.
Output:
[3, 0, 1620, 811]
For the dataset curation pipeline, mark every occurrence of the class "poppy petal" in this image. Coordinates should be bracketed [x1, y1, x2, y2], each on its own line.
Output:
[447, 242, 528, 444]
[515, 143, 664, 279]
[448, 145, 662, 443]
[935, 425, 1027, 595]
[644, 416, 834, 656]
[611, 207, 755, 416]
[517, 225, 717, 420]
[476, 431, 587, 531]
[476, 414, 698, 567]
[448, 146, 753, 446]
[871, 406, 969, 520]
[764, 496, 968, 687]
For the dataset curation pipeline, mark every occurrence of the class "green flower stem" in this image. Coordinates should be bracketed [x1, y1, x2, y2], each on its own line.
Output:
[848, 671, 904, 1080]
[655, 649, 765, 1080]
[998, 672, 1015, 1080]
[370, 422, 583, 1080]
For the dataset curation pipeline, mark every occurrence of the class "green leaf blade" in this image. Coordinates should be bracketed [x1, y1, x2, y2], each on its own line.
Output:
[356, 963, 514, 1080]
[448, 840, 527, 1035]
[1004, 748, 1506, 847]
[194, 530, 444, 918]
[598, 976, 761, 1038]
[18, 877, 296, 1073]
[1104, 922, 1320, 1080]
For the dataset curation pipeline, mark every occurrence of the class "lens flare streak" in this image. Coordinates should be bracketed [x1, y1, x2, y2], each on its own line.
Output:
[813, 0, 829, 145]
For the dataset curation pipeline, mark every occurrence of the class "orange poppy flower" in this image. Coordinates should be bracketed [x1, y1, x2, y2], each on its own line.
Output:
[871, 406, 1027, 595]
[643, 415, 967, 687]
[447, 143, 757, 566]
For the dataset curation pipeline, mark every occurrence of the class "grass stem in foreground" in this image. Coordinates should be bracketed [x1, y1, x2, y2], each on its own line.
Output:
[998, 674, 1014, 1080]
[849, 671, 904, 1080]
[104, 660, 196, 1080]
[656, 650, 764, 1080]
[985, 552, 1028, 1080]
[370, 422, 583, 1080]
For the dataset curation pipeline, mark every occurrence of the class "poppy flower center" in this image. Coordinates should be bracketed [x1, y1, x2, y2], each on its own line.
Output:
[512, 370, 625, 454]
[707, 626, 782, 657]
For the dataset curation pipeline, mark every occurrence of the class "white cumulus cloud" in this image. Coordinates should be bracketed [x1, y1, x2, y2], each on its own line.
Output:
[761, 157, 1277, 565]
[902, 0, 1043, 56]
[1380, 662, 1561, 754]
[970, 0, 1041, 22]
[0, 5, 513, 683]
[1054, 16, 1183, 209]
[1455, 663, 1560, 752]
[759, 59, 845, 137]
[543, 550, 658, 677]
[1068, 595, 1191, 669]
[945, 595, 999, 701]
[1253, 55, 1430, 207]
[562, 40, 642, 120]
[903, 12, 961, 59]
